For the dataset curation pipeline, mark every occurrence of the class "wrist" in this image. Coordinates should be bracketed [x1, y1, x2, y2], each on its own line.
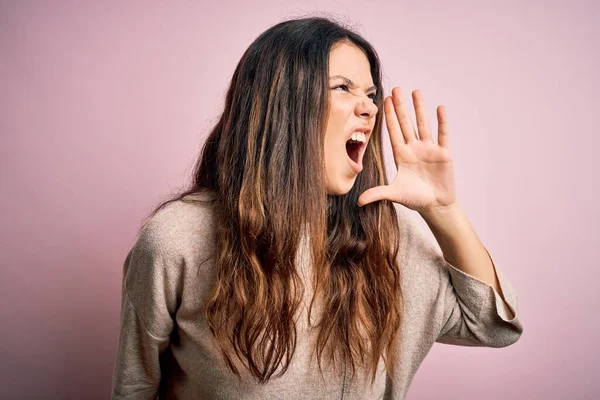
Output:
[419, 201, 461, 222]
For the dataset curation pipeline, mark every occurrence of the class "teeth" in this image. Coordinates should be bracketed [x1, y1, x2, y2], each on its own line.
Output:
[349, 132, 366, 143]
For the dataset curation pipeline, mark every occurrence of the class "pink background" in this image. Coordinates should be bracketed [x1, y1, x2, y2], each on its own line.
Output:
[1, 1, 598, 398]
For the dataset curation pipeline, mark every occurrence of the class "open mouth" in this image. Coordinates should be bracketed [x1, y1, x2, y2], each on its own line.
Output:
[345, 139, 364, 164]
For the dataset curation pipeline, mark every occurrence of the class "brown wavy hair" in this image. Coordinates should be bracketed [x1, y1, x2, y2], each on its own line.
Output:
[145, 15, 403, 386]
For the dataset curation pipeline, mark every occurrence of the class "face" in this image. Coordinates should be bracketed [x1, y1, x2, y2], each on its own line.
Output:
[324, 41, 379, 195]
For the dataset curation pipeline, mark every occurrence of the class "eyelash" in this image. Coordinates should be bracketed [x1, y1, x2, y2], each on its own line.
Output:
[332, 84, 377, 100]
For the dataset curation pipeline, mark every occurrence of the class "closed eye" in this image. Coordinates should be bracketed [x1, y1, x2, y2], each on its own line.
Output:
[332, 84, 377, 101]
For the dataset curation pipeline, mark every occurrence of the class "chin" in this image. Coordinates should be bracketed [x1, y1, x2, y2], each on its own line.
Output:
[326, 177, 356, 195]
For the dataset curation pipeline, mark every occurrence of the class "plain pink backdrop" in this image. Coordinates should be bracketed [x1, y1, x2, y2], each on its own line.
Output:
[1, 1, 598, 399]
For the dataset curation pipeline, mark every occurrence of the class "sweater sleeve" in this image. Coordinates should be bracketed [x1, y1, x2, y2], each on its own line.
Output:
[395, 205, 523, 348]
[111, 219, 182, 399]
[435, 246, 523, 347]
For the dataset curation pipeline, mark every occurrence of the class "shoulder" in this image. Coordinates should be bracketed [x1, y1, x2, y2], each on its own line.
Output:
[393, 203, 436, 249]
[392, 203, 445, 287]
[136, 190, 218, 263]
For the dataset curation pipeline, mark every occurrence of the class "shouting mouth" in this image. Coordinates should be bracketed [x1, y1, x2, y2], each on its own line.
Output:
[346, 140, 363, 163]
[345, 131, 369, 173]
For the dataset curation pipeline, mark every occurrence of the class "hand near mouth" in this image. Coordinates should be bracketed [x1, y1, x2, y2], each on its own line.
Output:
[357, 87, 457, 215]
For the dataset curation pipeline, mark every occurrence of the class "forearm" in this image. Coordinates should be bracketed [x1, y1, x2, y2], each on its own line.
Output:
[420, 202, 507, 302]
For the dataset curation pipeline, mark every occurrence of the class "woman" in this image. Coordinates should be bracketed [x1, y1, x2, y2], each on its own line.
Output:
[111, 16, 523, 399]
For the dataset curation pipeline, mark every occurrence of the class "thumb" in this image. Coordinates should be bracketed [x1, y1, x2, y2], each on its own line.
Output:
[357, 185, 393, 207]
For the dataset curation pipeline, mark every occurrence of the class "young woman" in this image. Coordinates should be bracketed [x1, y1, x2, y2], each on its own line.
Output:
[111, 16, 523, 400]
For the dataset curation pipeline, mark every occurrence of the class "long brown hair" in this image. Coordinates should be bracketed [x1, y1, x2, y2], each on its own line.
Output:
[144, 15, 402, 385]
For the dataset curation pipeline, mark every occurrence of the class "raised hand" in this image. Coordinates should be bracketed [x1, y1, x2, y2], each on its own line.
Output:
[357, 87, 457, 214]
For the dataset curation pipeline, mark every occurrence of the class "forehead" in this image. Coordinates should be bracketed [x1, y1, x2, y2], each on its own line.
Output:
[328, 42, 373, 84]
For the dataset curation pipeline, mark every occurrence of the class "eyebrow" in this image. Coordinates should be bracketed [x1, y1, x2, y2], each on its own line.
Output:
[329, 75, 377, 93]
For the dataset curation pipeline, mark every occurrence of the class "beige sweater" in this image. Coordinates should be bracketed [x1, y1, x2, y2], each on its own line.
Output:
[111, 193, 523, 399]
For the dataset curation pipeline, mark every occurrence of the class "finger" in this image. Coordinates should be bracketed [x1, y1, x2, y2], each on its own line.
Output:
[436, 105, 450, 149]
[357, 185, 395, 207]
[412, 90, 433, 143]
[391, 87, 418, 143]
[384, 96, 407, 153]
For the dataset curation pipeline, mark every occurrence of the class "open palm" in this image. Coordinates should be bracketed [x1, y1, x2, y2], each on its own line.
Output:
[358, 87, 457, 213]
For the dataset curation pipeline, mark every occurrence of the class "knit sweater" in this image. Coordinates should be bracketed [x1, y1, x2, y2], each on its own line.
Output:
[111, 192, 523, 399]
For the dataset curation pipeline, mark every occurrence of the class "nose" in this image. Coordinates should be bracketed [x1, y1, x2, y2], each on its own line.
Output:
[355, 95, 379, 119]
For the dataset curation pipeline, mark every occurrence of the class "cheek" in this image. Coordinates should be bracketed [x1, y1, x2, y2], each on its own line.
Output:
[325, 101, 353, 137]
[323, 99, 355, 173]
